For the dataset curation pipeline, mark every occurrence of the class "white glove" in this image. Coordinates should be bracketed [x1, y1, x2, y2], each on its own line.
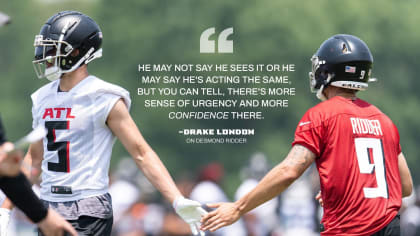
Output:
[173, 196, 207, 236]
[0, 208, 10, 236]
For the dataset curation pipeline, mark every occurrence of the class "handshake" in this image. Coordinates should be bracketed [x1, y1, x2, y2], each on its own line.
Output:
[173, 196, 207, 236]
[173, 196, 242, 235]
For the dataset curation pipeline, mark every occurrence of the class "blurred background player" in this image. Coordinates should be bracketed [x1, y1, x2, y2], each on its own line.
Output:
[401, 186, 420, 236]
[234, 152, 278, 236]
[201, 34, 413, 236]
[1, 11, 206, 236]
[190, 162, 246, 236]
[276, 166, 318, 236]
[110, 167, 195, 236]
[0, 12, 10, 27]
[109, 157, 167, 236]
[108, 158, 147, 224]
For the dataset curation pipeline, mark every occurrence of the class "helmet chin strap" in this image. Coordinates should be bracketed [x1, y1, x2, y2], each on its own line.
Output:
[316, 85, 328, 101]
[316, 74, 334, 101]
[45, 66, 61, 81]
[43, 47, 101, 82]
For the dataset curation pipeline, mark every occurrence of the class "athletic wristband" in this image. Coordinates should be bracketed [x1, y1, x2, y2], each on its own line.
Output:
[0, 173, 48, 223]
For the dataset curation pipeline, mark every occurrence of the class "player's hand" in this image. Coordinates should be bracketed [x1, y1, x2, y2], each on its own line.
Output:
[200, 202, 241, 232]
[315, 191, 324, 207]
[173, 196, 207, 236]
[38, 209, 77, 236]
[0, 208, 11, 236]
[0, 143, 23, 177]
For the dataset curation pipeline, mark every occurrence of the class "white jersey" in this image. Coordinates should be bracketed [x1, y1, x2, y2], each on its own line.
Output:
[31, 75, 131, 202]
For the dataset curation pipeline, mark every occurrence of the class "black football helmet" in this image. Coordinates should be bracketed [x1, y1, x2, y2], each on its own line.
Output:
[309, 34, 374, 100]
[32, 11, 103, 81]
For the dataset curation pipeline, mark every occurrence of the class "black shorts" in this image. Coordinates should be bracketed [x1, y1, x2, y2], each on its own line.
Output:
[38, 215, 113, 236]
[319, 214, 400, 235]
[371, 214, 400, 236]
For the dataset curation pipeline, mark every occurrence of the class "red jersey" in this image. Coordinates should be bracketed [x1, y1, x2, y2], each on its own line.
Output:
[292, 96, 402, 235]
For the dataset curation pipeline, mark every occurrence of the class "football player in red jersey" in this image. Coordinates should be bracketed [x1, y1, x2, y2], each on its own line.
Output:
[201, 34, 413, 236]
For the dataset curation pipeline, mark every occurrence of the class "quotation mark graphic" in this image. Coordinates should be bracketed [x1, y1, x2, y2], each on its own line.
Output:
[200, 27, 233, 53]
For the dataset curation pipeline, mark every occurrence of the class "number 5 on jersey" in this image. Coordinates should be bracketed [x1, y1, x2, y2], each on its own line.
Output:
[45, 121, 70, 173]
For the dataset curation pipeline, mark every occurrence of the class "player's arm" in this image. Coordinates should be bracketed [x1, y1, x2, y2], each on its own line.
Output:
[0, 142, 23, 235]
[107, 99, 182, 202]
[27, 140, 43, 182]
[0, 140, 43, 231]
[0, 142, 23, 177]
[108, 99, 206, 235]
[201, 144, 316, 232]
[398, 152, 412, 197]
[0, 141, 77, 236]
[0, 172, 77, 236]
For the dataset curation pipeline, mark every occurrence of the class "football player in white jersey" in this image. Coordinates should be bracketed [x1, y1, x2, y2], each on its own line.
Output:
[0, 11, 206, 236]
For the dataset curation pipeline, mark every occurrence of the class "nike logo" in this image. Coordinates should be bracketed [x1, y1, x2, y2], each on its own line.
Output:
[299, 121, 311, 126]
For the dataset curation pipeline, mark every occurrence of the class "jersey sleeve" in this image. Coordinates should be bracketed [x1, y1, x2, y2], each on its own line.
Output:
[95, 93, 124, 125]
[292, 108, 324, 157]
[91, 78, 132, 125]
